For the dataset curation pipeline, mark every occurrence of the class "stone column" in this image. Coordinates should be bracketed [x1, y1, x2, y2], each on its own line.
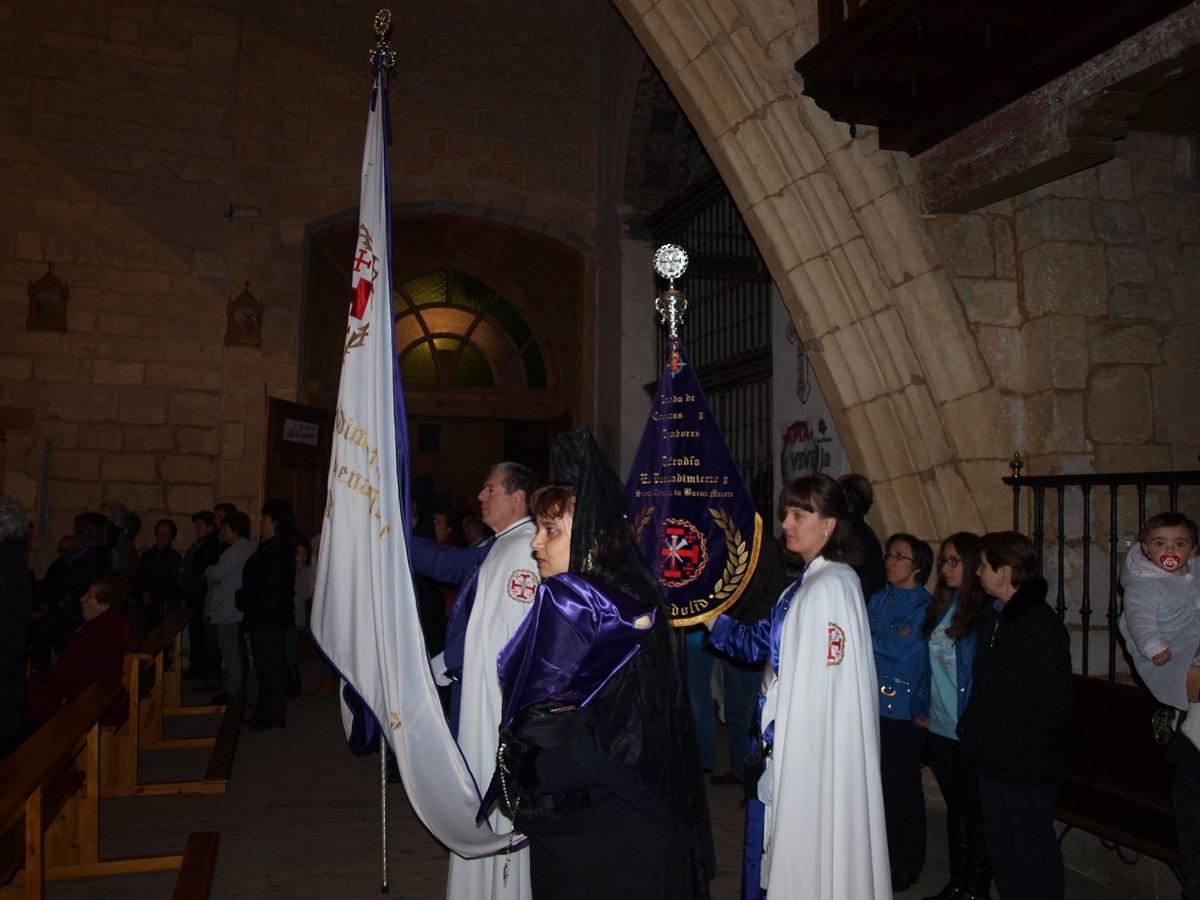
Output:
[593, 205, 656, 476]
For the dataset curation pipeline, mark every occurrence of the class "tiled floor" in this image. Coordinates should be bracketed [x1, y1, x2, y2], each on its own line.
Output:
[43, 658, 1128, 899]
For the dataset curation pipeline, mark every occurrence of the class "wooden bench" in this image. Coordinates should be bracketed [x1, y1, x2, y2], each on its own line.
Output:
[0, 684, 220, 897]
[171, 831, 221, 900]
[1056, 674, 1180, 866]
[101, 608, 245, 798]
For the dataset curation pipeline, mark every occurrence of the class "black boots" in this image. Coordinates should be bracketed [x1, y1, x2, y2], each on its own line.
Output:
[959, 818, 993, 900]
[923, 812, 968, 900]
[923, 813, 992, 900]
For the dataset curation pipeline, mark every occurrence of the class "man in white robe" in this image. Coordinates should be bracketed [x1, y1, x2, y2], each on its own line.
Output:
[411, 462, 539, 900]
[760, 555, 892, 899]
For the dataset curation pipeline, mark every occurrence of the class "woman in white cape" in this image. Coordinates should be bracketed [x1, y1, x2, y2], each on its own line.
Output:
[706, 474, 891, 898]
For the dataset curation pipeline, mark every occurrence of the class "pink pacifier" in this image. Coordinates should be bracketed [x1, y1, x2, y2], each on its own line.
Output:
[1162, 555, 1182, 571]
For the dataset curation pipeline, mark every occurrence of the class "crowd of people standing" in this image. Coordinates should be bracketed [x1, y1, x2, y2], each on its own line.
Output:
[684, 474, 1077, 900]
[6, 447, 1198, 900]
[0, 495, 314, 759]
[422, 442, 1080, 900]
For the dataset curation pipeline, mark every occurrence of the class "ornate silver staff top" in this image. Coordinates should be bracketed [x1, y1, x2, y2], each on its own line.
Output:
[653, 243, 689, 340]
[370, 8, 397, 70]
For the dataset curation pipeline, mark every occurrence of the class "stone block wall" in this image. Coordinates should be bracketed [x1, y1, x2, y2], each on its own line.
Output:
[931, 132, 1200, 481]
[0, 0, 602, 570]
[929, 132, 1200, 674]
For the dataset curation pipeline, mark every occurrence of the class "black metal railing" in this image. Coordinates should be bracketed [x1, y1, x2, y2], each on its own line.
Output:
[1003, 455, 1200, 682]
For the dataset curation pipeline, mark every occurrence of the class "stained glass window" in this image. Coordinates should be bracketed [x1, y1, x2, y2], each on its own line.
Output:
[394, 268, 546, 390]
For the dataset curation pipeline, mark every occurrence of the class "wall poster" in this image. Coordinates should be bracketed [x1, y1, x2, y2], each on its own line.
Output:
[771, 289, 848, 500]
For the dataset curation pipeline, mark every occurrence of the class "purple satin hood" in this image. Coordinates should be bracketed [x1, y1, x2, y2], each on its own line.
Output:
[497, 573, 656, 727]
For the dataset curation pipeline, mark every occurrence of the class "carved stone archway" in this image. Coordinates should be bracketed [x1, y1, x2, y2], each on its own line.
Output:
[610, 0, 1016, 537]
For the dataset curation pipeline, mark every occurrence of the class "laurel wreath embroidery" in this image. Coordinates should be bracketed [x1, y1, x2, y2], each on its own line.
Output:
[345, 322, 370, 355]
[708, 507, 750, 602]
[631, 505, 655, 543]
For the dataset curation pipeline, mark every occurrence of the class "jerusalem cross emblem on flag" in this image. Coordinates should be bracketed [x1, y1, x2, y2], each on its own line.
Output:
[349, 223, 378, 320]
[656, 518, 708, 588]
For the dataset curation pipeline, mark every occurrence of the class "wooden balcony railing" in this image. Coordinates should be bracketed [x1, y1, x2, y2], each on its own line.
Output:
[800, 0, 1194, 154]
[817, 0, 869, 40]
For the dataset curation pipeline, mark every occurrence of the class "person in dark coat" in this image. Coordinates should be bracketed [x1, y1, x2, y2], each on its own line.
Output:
[53, 512, 112, 654]
[482, 429, 714, 899]
[34, 535, 79, 671]
[24, 573, 137, 724]
[181, 510, 222, 679]
[0, 498, 33, 758]
[410, 474, 450, 657]
[137, 518, 182, 633]
[238, 499, 296, 731]
[957, 531, 1071, 900]
[840, 473, 887, 601]
[1166, 646, 1200, 900]
[101, 500, 138, 575]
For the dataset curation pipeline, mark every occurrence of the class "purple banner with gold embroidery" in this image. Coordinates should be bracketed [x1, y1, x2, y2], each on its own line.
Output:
[625, 338, 762, 626]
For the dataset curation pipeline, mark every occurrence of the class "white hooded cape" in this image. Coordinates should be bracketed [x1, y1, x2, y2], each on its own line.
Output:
[761, 556, 891, 898]
[448, 517, 539, 900]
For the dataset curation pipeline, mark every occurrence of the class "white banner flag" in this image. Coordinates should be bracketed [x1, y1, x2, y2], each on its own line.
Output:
[310, 65, 510, 857]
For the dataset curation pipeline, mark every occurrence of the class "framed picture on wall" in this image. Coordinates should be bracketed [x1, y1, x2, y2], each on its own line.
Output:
[26, 263, 68, 332]
[225, 283, 263, 347]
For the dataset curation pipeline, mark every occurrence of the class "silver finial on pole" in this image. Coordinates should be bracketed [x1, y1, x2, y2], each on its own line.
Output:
[653, 243, 689, 340]
[1010, 452, 1024, 479]
[370, 9, 397, 70]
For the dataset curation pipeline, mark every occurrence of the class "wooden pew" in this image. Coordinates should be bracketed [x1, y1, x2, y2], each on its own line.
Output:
[1056, 674, 1180, 866]
[171, 831, 221, 900]
[144, 609, 223, 747]
[101, 609, 245, 798]
[0, 684, 219, 897]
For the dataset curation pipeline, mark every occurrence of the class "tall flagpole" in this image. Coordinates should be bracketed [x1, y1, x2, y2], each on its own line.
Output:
[380, 732, 389, 893]
[652, 245, 692, 673]
[368, 9, 396, 896]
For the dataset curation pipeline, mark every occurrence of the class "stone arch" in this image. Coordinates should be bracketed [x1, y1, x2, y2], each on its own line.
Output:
[301, 210, 585, 423]
[610, 0, 1015, 538]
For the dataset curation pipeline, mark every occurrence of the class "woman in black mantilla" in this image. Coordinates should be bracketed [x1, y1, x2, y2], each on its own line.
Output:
[479, 427, 714, 900]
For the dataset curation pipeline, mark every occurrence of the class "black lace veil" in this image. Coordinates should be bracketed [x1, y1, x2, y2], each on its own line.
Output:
[551, 427, 660, 607]
[550, 426, 715, 894]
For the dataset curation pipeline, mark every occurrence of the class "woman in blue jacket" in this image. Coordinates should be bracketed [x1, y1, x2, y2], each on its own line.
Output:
[912, 532, 991, 900]
[868, 532, 935, 892]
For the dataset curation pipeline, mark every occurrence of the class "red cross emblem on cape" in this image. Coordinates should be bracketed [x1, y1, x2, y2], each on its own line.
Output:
[507, 570, 537, 604]
[826, 622, 846, 667]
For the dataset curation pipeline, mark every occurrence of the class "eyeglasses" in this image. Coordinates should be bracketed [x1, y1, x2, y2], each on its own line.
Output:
[883, 551, 914, 563]
[938, 556, 962, 569]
